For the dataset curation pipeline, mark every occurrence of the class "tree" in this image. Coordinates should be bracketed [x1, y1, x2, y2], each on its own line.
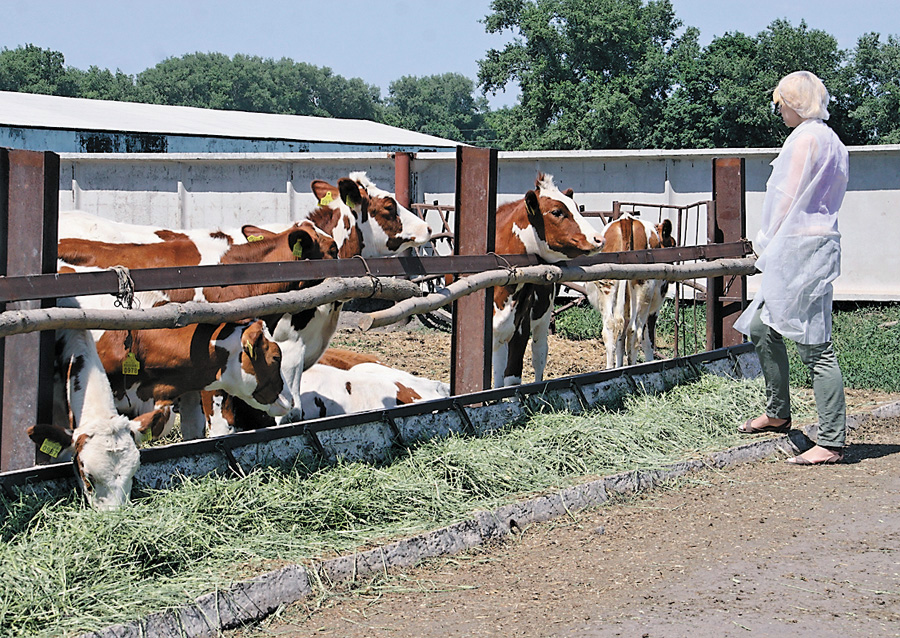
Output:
[478, 0, 684, 149]
[383, 73, 492, 143]
[69, 66, 138, 102]
[0, 44, 78, 96]
[135, 52, 383, 120]
[652, 19, 846, 148]
[845, 33, 900, 144]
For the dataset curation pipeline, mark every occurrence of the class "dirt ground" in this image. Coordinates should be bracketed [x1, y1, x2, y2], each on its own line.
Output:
[229, 324, 900, 638]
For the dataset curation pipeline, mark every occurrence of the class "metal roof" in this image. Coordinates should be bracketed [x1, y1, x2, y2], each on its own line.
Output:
[0, 90, 458, 148]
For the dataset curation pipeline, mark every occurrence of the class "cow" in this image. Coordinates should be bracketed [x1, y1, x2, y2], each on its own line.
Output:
[584, 216, 675, 368]
[94, 318, 294, 440]
[211, 347, 450, 428]
[27, 326, 169, 510]
[58, 221, 334, 436]
[58, 173, 432, 429]
[492, 174, 606, 387]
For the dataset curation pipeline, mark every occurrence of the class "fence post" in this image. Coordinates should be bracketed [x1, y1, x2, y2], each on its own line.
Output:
[451, 146, 498, 395]
[393, 152, 412, 210]
[0, 148, 59, 472]
[707, 158, 747, 350]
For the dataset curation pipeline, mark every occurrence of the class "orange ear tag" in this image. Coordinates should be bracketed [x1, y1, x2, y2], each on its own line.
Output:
[40, 439, 63, 458]
[318, 191, 334, 206]
[292, 241, 303, 258]
[122, 352, 141, 375]
[246, 234, 264, 243]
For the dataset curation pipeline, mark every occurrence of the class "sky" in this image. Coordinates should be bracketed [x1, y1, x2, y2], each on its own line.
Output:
[2, 0, 899, 109]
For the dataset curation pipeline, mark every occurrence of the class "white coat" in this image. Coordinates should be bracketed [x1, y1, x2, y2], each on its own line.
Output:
[734, 119, 849, 345]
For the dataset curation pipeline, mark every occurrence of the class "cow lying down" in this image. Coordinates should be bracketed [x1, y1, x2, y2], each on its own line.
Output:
[206, 348, 450, 430]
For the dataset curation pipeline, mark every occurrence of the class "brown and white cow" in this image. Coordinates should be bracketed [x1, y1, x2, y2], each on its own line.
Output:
[27, 326, 169, 510]
[93, 319, 293, 440]
[58, 221, 333, 435]
[212, 347, 450, 427]
[584, 216, 675, 368]
[59, 173, 431, 428]
[493, 174, 606, 387]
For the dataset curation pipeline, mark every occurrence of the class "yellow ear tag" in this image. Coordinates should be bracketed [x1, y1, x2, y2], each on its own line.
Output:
[40, 438, 63, 458]
[245, 342, 254, 360]
[246, 234, 264, 243]
[318, 191, 333, 206]
[292, 240, 303, 258]
[122, 352, 141, 375]
[140, 427, 154, 444]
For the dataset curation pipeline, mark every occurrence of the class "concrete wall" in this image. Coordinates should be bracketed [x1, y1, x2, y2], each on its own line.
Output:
[58, 146, 900, 301]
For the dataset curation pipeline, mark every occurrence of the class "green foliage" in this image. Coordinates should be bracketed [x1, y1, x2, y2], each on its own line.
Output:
[383, 73, 493, 144]
[787, 303, 900, 392]
[134, 52, 383, 120]
[479, 0, 683, 150]
[0, 44, 78, 96]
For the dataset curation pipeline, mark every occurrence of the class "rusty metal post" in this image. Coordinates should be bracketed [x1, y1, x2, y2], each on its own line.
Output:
[451, 146, 497, 395]
[0, 148, 59, 472]
[707, 158, 747, 351]
[393, 152, 412, 210]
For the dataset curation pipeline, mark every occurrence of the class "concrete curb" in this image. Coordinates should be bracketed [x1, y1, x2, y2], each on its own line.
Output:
[81, 399, 900, 638]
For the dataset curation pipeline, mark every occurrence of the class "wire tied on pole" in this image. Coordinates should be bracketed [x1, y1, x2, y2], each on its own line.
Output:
[110, 265, 135, 310]
[353, 255, 382, 297]
[488, 252, 518, 284]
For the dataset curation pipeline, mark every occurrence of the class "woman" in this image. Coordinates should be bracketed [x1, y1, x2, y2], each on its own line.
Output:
[733, 71, 849, 465]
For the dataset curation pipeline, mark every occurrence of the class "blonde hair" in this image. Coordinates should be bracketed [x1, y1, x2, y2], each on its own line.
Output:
[772, 71, 830, 120]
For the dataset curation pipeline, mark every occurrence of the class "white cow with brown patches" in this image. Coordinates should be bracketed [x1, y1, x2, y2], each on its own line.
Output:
[492, 174, 606, 387]
[584, 215, 675, 368]
[219, 348, 449, 427]
[27, 326, 169, 510]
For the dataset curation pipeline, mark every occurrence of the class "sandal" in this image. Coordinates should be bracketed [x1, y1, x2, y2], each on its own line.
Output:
[785, 447, 844, 465]
[738, 416, 792, 435]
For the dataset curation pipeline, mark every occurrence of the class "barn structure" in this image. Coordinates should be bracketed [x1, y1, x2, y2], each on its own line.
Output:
[0, 90, 459, 154]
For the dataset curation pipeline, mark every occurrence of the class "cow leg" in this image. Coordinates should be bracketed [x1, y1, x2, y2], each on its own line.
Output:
[274, 337, 307, 425]
[203, 390, 237, 437]
[504, 321, 529, 386]
[643, 314, 657, 362]
[530, 286, 555, 383]
[177, 391, 208, 439]
[492, 292, 518, 387]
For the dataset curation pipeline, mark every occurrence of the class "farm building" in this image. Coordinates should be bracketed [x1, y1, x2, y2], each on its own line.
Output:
[0, 90, 459, 154]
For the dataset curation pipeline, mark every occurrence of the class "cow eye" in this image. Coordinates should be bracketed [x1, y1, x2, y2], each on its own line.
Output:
[551, 208, 565, 218]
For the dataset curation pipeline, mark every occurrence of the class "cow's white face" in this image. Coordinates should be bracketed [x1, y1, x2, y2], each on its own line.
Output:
[72, 417, 144, 510]
[347, 172, 432, 257]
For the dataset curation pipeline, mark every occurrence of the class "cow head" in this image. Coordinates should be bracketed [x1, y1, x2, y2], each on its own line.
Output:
[28, 409, 166, 510]
[237, 320, 294, 418]
[241, 220, 338, 263]
[520, 173, 605, 262]
[331, 172, 431, 257]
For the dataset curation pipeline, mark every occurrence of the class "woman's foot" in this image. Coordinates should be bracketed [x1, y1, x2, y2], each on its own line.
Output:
[785, 445, 844, 465]
[738, 414, 792, 434]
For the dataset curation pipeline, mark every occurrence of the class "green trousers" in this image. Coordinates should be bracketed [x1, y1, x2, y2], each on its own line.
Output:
[746, 304, 847, 448]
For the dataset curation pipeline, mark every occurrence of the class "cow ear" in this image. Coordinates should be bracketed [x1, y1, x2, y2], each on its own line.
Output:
[28, 423, 74, 460]
[338, 177, 364, 213]
[287, 226, 315, 260]
[130, 407, 171, 444]
[311, 180, 340, 207]
[241, 320, 266, 361]
[242, 225, 276, 242]
[658, 219, 674, 246]
[524, 190, 542, 222]
[563, 188, 574, 199]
